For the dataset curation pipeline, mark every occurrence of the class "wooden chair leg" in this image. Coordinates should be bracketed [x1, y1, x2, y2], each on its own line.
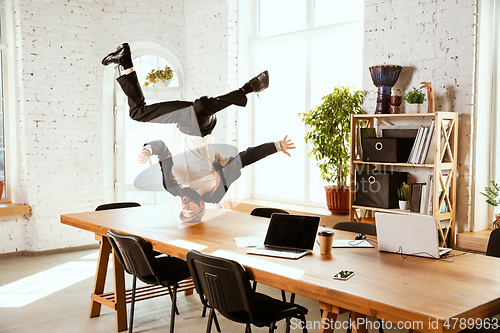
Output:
[113, 249, 128, 332]
[318, 306, 337, 333]
[89, 235, 111, 318]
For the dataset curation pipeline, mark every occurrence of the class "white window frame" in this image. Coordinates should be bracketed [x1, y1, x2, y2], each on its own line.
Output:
[237, 0, 363, 206]
[0, 5, 18, 203]
[472, 0, 500, 231]
[112, 41, 184, 203]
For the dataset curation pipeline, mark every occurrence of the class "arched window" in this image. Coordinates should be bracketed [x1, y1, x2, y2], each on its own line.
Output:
[113, 45, 184, 205]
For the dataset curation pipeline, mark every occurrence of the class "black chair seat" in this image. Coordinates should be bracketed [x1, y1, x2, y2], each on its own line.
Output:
[223, 293, 308, 326]
[137, 256, 191, 285]
[333, 221, 377, 236]
[96, 202, 141, 211]
[252, 293, 309, 326]
[486, 228, 500, 258]
[250, 207, 289, 218]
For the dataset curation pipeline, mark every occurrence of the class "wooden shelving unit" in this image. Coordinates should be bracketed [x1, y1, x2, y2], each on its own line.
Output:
[349, 112, 459, 247]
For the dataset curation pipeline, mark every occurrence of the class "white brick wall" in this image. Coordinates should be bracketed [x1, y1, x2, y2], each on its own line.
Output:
[0, 0, 237, 254]
[363, 0, 476, 232]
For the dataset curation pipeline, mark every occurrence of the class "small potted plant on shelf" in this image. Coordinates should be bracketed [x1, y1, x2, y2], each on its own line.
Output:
[397, 182, 410, 210]
[144, 65, 174, 88]
[404, 87, 426, 114]
[480, 180, 500, 229]
[299, 85, 364, 214]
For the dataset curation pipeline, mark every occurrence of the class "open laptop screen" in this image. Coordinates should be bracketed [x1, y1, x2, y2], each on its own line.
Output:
[264, 214, 320, 250]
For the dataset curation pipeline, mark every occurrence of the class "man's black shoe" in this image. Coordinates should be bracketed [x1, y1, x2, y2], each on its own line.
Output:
[247, 70, 269, 93]
[101, 43, 131, 66]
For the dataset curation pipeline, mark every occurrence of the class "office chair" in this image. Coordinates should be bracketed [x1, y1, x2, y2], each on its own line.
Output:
[332, 221, 377, 236]
[95, 202, 141, 211]
[107, 229, 192, 333]
[486, 228, 500, 258]
[186, 249, 309, 333]
[250, 207, 290, 218]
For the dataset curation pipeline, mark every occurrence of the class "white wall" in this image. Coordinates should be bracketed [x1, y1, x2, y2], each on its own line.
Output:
[363, 0, 476, 232]
[0, 0, 237, 253]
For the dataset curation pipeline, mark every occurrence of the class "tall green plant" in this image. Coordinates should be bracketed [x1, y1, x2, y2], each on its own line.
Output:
[299, 85, 364, 189]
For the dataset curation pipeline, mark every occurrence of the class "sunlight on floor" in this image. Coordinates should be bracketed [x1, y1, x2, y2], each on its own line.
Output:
[0, 251, 106, 308]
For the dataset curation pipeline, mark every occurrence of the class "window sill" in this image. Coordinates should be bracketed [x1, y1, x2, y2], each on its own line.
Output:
[224, 199, 347, 227]
[0, 203, 30, 217]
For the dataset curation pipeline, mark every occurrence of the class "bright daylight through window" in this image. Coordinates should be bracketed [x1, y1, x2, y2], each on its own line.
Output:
[251, 0, 363, 206]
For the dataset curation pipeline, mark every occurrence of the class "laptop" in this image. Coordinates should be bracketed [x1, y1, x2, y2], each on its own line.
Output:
[247, 213, 320, 259]
[375, 212, 452, 259]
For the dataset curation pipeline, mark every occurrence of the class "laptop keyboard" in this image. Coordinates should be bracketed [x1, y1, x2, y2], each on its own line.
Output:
[260, 245, 305, 254]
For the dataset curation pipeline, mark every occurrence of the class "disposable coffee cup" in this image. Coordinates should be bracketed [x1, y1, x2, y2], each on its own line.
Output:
[318, 230, 334, 255]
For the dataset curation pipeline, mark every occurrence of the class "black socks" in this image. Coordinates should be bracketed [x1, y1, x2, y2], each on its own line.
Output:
[120, 54, 133, 70]
[241, 83, 253, 94]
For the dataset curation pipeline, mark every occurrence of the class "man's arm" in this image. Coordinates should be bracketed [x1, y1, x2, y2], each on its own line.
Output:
[137, 140, 182, 197]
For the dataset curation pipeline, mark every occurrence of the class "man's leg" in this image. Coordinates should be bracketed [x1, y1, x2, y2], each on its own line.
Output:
[103, 44, 193, 123]
[117, 71, 192, 123]
[103, 44, 269, 135]
[192, 70, 270, 135]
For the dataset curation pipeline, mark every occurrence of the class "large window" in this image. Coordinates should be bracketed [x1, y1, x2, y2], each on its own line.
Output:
[114, 52, 183, 205]
[0, 7, 9, 202]
[474, 0, 500, 231]
[247, 0, 363, 206]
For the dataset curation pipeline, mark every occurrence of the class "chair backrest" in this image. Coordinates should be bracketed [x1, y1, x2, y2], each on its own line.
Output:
[186, 250, 257, 323]
[250, 207, 289, 219]
[96, 202, 141, 211]
[107, 229, 159, 283]
[332, 221, 377, 236]
[486, 228, 500, 258]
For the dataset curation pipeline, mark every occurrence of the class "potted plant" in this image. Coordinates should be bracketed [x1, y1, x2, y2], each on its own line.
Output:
[397, 182, 410, 210]
[299, 85, 364, 214]
[144, 65, 174, 88]
[404, 87, 426, 113]
[480, 180, 500, 229]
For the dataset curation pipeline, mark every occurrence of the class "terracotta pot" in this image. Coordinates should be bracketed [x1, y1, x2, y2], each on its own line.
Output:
[325, 186, 349, 215]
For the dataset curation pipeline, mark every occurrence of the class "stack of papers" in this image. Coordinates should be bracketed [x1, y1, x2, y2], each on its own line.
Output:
[234, 236, 264, 248]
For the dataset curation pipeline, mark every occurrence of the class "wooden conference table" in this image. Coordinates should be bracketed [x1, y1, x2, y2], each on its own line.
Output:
[61, 205, 500, 333]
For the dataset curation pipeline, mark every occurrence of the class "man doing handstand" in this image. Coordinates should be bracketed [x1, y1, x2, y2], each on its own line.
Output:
[102, 43, 295, 222]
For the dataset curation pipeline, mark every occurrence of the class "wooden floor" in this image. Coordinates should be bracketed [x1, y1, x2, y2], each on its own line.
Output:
[456, 229, 492, 252]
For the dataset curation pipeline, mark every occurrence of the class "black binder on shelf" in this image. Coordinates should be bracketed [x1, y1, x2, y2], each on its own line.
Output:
[410, 183, 425, 213]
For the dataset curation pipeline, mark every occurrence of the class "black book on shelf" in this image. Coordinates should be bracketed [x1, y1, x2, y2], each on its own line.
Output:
[410, 183, 425, 213]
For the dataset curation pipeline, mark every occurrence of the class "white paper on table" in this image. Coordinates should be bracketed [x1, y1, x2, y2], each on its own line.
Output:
[234, 236, 265, 248]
